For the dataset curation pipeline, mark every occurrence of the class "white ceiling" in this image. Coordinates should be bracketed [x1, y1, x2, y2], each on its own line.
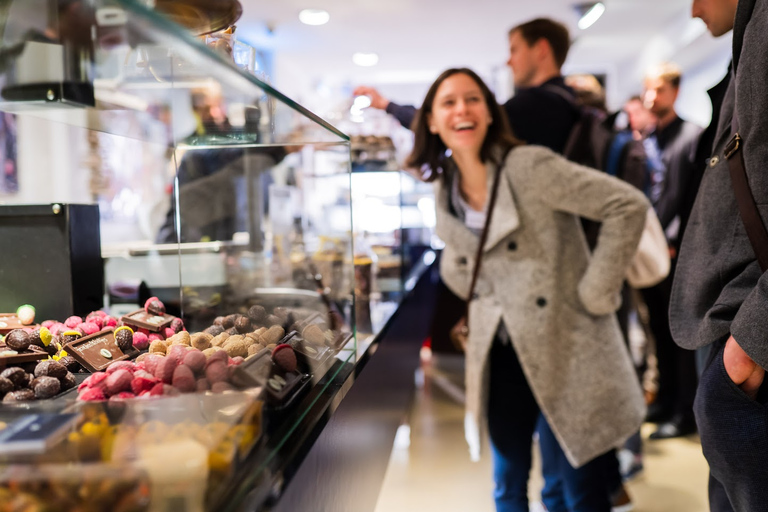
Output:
[233, 0, 731, 122]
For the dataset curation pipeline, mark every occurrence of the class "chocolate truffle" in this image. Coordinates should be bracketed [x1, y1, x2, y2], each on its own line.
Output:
[271, 344, 297, 373]
[33, 376, 61, 399]
[247, 305, 266, 324]
[60, 372, 77, 390]
[114, 326, 134, 353]
[235, 316, 251, 333]
[60, 330, 82, 345]
[58, 355, 81, 373]
[272, 307, 289, 320]
[213, 316, 226, 326]
[204, 325, 225, 336]
[4, 329, 30, 351]
[3, 389, 35, 402]
[0, 376, 13, 396]
[223, 315, 237, 329]
[265, 315, 283, 327]
[0, 367, 28, 388]
[170, 318, 185, 333]
[226, 327, 239, 336]
[34, 360, 68, 380]
[144, 297, 166, 316]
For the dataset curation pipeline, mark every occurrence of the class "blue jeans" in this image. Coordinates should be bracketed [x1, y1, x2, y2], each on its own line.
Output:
[694, 342, 768, 512]
[487, 337, 611, 512]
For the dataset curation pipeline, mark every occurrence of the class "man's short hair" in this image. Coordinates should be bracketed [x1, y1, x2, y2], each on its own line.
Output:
[646, 62, 682, 88]
[509, 18, 571, 68]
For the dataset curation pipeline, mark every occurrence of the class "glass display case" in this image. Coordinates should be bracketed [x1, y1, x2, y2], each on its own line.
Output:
[0, 1, 386, 510]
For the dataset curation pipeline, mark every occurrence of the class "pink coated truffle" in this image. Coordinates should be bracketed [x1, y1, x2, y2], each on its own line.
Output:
[110, 391, 136, 400]
[144, 297, 166, 316]
[78, 387, 106, 401]
[85, 315, 104, 329]
[89, 310, 107, 318]
[64, 316, 83, 329]
[131, 375, 157, 395]
[205, 361, 228, 384]
[132, 332, 149, 350]
[172, 364, 196, 393]
[106, 369, 133, 395]
[106, 361, 135, 374]
[41, 320, 56, 329]
[147, 333, 164, 343]
[162, 327, 176, 340]
[77, 322, 100, 336]
[49, 322, 67, 336]
[183, 350, 206, 374]
[103, 316, 118, 327]
[79, 372, 108, 392]
[170, 318, 185, 333]
[138, 328, 150, 336]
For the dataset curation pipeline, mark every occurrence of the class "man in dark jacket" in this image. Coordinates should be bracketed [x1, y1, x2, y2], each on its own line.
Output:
[670, 0, 767, 509]
[639, 63, 702, 440]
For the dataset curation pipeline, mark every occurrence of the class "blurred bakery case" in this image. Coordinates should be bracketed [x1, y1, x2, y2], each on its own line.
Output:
[0, 1, 437, 511]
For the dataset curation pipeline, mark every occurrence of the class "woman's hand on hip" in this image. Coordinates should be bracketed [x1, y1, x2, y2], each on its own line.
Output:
[724, 335, 765, 400]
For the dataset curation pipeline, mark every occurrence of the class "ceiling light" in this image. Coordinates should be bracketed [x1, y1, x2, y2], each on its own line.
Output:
[299, 9, 330, 26]
[577, 2, 605, 30]
[352, 52, 379, 67]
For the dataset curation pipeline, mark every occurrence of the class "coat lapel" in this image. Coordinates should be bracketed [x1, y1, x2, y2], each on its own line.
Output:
[434, 154, 522, 253]
[484, 163, 520, 252]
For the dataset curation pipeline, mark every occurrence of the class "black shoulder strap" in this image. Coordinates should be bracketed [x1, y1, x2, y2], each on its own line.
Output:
[726, 112, 768, 272]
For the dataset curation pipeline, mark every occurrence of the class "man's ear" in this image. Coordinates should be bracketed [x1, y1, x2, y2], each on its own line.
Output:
[534, 38, 552, 62]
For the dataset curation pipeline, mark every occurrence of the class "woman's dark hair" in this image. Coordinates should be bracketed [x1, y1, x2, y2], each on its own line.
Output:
[406, 68, 522, 182]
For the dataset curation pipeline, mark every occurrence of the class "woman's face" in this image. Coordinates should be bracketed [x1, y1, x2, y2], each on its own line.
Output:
[428, 73, 492, 156]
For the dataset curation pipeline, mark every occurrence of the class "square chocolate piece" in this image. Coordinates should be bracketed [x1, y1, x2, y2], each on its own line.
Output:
[120, 309, 174, 333]
[64, 328, 137, 372]
[0, 343, 47, 367]
[0, 314, 35, 335]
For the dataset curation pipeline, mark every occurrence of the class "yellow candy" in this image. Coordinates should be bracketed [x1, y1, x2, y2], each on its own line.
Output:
[39, 326, 52, 346]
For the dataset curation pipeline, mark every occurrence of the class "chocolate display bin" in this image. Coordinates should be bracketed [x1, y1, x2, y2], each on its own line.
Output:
[0, 204, 103, 321]
[0, 0, 435, 509]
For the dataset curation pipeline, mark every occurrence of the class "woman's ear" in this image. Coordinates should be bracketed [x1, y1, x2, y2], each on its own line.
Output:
[427, 113, 437, 134]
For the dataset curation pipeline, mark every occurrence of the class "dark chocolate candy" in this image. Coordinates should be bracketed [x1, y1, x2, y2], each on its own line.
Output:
[33, 376, 61, 399]
[0, 367, 28, 388]
[58, 356, 81, 373]
[235, 316, 251, 333]
[114, 328, 133, 353]
[223, 314, 237, 329]
[0, 376, 13, 396]
[120, 309, 174, 333]
[60, 372, 77, 390]
[3, 389, 34, 402]
[64, 328, 136, 372]
[247, 305, 266, 324]
[5, 330, 30, 351]
[204, 325, 225, 336]
[34, 360, 67, 380]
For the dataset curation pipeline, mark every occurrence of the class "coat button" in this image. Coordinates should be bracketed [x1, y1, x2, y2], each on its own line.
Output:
[457, 256, 467, 265]
[536, 297, 547, 307]
[709, 155, 720, 168]
[507, 241, 518, 251]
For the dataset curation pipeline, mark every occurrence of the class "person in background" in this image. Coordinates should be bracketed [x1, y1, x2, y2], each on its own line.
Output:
[407, 66, 648, 512]
[355, 18, 634, 511]
[623, 96, 657, 140]
[639, 63, 702, 440]
[671, 0, 768, 509]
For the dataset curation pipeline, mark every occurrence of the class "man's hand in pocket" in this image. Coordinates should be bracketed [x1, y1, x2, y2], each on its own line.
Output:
[724, 335, 766, 400]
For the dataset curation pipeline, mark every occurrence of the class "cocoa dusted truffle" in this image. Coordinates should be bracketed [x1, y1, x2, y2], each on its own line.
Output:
[3, 389, 35, 402]
[33, 376, 61, 399]
[234, 316, 251, 333]
[114, 326, 134, 353]
[247, 305, 266, 324]
[0, 367, 28, 388]
[34, 360, 67, 380]
[4, 329, 30, 351]
[204, 325, 225, 337]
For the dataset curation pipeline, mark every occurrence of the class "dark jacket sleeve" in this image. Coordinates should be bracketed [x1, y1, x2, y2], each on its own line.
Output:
[385, 102, 417, 130]
[728, 0, 768, 368]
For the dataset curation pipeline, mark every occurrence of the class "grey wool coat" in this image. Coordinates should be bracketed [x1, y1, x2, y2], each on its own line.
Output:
[436, 145, 649, 468]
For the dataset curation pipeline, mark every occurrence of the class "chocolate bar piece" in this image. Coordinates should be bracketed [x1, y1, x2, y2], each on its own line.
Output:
[0, 314, 36, 335]
[120, 309, 174, 333]
[0, 343, 47, 366]
[64, 328, 137, 372]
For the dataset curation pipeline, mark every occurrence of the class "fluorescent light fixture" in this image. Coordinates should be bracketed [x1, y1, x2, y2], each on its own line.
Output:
[352, 52, 379, 67]
[299, 9, 330, 26]
[577, 2, 605, 30]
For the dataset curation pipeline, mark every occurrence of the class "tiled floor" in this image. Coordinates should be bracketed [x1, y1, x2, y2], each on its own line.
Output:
[374, 352, 709, 512]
